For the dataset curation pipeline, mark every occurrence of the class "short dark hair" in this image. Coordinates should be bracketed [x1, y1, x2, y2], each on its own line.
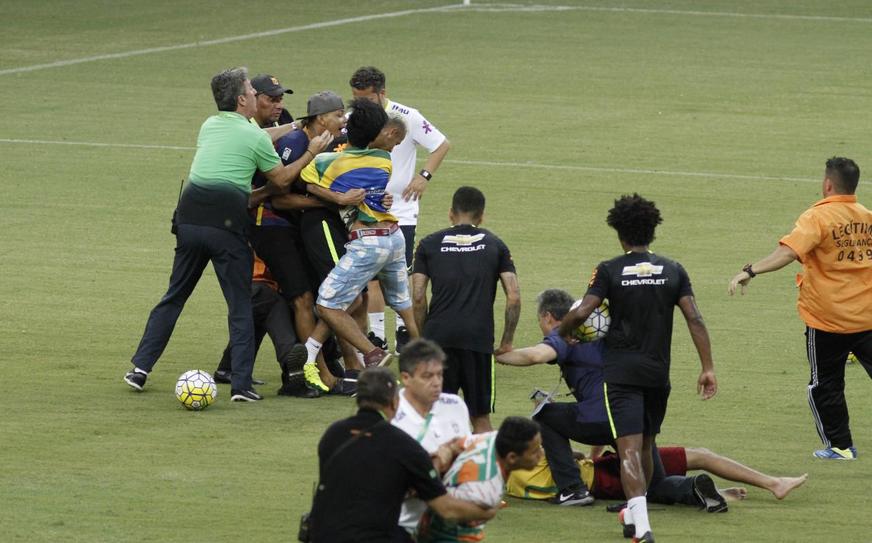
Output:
[451, 186, 486, 219]
[346, 97, 388, 148]
[606, 193, 663, 247]
[826, 156, 860, 194]
[350, 66, 386, 92]
[496, 417, 540, 458]
[536, 289, 574, 321]
[355, 367, 398, 408]
[211, 67, 248, 112]
[399, 338, 446, 375]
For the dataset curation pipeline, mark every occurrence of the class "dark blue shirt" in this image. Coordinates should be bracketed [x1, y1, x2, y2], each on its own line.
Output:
[543, 332, 607, 424]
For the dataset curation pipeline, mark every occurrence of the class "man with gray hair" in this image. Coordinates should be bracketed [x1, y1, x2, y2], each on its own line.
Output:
[124, 67, 332, 402]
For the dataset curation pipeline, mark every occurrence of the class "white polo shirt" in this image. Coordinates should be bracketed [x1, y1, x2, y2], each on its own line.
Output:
[384, 99, 447, 226]
[392, 388, 471, 533]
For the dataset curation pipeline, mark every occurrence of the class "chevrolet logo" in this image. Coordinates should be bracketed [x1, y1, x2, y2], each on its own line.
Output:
[621, 263, 663, 277]
[442, 233, 485, 246]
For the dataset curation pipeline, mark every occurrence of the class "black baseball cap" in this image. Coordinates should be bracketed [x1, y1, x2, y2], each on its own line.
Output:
[251, 74, 293, 97]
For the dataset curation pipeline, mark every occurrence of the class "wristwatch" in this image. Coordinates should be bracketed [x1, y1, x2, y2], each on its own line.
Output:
[419, 169, 433, 181]
[742, 264, 756, 278]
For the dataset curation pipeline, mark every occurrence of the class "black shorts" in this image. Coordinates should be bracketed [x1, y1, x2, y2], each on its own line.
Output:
[442, 347, 494, 417]
[248, 226, 312, 300]
[604, 382, 670, 438]
[299, 209, 349, 288]
[400, 225, 416, 271]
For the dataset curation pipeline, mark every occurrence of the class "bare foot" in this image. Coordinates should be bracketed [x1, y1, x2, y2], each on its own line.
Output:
[771, 474, 808, 500]
[721, 487, 747, 502]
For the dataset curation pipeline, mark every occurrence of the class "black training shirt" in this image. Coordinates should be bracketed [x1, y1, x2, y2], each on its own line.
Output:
[413, 225, 516, 353]
[310, 408, 446, 543]
[585, 251, 693, 387]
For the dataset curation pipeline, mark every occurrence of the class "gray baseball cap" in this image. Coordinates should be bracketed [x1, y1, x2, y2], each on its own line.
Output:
[300, 91, 344, 118]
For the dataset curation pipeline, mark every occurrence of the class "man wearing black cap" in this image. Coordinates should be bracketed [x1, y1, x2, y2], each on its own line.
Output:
[309, 367, 496, 543]
[250, 73, 294, 129]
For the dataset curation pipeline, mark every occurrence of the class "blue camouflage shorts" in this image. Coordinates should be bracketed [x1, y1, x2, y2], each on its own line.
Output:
[317, 229, 411, 312]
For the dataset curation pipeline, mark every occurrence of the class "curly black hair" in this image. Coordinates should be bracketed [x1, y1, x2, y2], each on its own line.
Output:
[349, 66, 386, 92]
[606, 193, 663, 247]
[346, 97, 388, 148]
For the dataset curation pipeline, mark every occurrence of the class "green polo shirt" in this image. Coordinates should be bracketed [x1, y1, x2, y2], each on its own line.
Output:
[188, 111, 281, 193]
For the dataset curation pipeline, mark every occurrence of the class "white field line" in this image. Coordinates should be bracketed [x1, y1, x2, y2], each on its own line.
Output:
[462, 3, 872, 23]
[3, 3, 869, 76]
[0, 4, 463, 76]
[0, 137, 816, 183]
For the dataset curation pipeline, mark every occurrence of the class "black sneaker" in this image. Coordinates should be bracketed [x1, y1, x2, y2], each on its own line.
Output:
[214, 369, 264, 385]
[278, 371, 321, 398]
[327, 378, 357, 396]
[395, 326, 411, 354]
[230, 389, 263, 402]
[618, 508, 635, 539]
[367, 331, 388, 351]
[550, 488, 594, 506]
[124, 369, 147, 391]
[692, 473, 728, 513]
[633, 531, 655, 543]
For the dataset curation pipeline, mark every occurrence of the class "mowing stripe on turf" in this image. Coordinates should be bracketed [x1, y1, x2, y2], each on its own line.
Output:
[0, 138, 818, 183]
[3, 4, 871, 76]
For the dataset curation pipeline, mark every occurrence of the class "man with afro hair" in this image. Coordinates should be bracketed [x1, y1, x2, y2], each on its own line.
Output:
[559, 193, 717, 543]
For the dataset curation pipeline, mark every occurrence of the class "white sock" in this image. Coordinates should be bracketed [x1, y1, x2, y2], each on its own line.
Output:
[305, 338, 323, 364]
[368, 312, 385, 340]
[627, 496, 651, 537]
[396, 314, 405, 329]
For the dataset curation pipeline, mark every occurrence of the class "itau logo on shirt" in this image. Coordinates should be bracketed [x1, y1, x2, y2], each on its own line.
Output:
[441, 233, 486, 253]
[621, 262, 666, 286]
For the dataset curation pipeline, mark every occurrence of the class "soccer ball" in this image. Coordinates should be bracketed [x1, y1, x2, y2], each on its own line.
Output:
[175, 370, 217, 411]
[570, 300, 610, 343]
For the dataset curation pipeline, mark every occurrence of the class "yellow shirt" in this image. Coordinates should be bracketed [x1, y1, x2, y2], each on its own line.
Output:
[779, 194, 872, 332]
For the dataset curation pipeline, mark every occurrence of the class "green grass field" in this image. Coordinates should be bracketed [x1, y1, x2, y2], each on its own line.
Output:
[3, 1, 872, 541]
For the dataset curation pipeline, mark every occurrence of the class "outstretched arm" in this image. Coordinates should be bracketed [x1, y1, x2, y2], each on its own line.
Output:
[728, 244, 798, 295]
[495, 343, 557, 366]
[677, 295, 716, 400]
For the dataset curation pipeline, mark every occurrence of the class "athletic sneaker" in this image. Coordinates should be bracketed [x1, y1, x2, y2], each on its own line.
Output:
[363, 347, 392, 368]
[618, 508, 635, 539]
[303, 363, 330, 392]
[633, 532, 655, 543]
[367, 331, 389, 352]
[278, 371, 321, 398]
[550, 488, 594, 506]
[692, 473, 728, 513]
[327, 378, 357, 396]
[230, 389, 263, 402]
[123, 369, 147, 391]
[813, 446, 857, 460]
[395, 326, 411, 354]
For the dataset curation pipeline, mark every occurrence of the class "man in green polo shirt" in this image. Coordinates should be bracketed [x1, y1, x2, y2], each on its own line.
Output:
[124, 66, 332, 402]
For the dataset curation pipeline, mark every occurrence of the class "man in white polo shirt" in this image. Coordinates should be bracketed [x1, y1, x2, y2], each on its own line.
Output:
[392, 338, 471, 541]
[350, 66, 451, 353]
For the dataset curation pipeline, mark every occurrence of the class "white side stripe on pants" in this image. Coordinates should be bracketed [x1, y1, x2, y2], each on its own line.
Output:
[806, 328, 829, 447]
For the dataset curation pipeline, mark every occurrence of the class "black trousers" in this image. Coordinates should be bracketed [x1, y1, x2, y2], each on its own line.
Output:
[805, 327, 872, 449]
[216, 282, 298, 372]
[131, 224, 255, 390]
[533, 402, 614, 492]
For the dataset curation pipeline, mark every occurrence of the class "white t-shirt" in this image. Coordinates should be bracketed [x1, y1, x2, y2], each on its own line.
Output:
[392, 389, 471, 533]
[384, 99, 447, 226]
